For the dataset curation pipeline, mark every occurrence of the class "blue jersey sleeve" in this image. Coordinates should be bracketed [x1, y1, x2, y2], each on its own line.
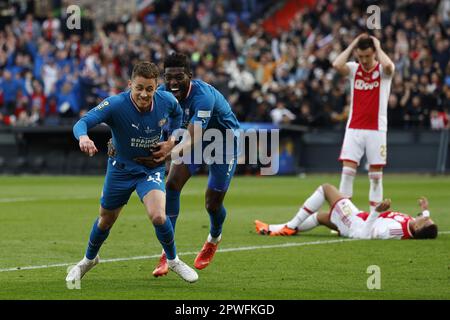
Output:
[190, 93, 214, 129]
[72, 98, 115, 140]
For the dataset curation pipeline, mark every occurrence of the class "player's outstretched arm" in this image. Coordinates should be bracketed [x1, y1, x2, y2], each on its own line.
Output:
[370, 36, 395, 76]
[332, 34, 366, 76]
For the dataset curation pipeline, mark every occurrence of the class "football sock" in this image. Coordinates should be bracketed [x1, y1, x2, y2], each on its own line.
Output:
[286, 186, 325, 229]
[269, 213, 319, 232]
[166, 188, 181, 231]
[296, 212, 319, 231]
[207, 205, 227, 239]
[207, 233, 222, 244]
[369, 171, 383, 212]
[85, 218, 110, 260]
[268, 223, 287, 232]
[153, 219, 176, 260]
[339, 166, 356, 198]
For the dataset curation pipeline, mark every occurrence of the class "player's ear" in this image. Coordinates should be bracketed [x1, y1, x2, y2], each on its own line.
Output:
[128, 79, 132, 89]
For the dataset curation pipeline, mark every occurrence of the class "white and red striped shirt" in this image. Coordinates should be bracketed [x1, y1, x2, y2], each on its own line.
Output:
[345, 62, 393, 132]
[357, 211, 414, 240]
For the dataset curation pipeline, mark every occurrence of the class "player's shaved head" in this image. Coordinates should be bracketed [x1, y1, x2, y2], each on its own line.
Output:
[131, 61, 159, 80]
[164, 52, 192, 75]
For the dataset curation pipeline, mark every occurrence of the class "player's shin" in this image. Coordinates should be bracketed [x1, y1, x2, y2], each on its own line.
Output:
[207, 205, 226, 243]
[85, 217, 111, 260]
[287, 186, 325, 229]
[166, 188, 181, 231]
[339, 166, 356, 198]
[369, 171, 383, 212]
[295, 212, 319, 231]
[153, 219, 176, 260]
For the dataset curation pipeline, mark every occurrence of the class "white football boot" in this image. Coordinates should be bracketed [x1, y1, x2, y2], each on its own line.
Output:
[167, 256, 199, 283]
[66, 255, 100, 282]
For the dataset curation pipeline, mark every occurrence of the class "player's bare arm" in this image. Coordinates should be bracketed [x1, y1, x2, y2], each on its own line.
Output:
[332, 33, 366, 76]
[79, 135, 98, 157]
[370, 36, 395, 76]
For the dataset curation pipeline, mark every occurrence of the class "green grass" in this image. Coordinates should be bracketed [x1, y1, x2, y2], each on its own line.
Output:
[0, 174, 449, 300]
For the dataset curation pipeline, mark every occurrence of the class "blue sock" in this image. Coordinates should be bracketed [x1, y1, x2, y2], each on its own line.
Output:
[154, 219, 176, 260]
[166, 188, 181, 231]
[85, 218, 110, 260]
[208, 205, 227, 238]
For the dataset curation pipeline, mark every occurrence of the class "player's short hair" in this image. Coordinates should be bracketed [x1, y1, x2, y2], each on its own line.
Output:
[356, 37, 375, 51]
[414, 224, 438, 239]
[164, 52, 192, 74]
[131, 61, 159, 80]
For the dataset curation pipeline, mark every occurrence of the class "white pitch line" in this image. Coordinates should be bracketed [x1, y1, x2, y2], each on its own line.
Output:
[0, 238, 354, 273]
[1, 232, 449, 273]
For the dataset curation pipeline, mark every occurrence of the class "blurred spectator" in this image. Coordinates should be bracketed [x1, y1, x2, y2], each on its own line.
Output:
[0, 70, 21, 115]
[270, 101, 296, 125]
[0, 0, 447, 130]
[430, 109, 449, 130]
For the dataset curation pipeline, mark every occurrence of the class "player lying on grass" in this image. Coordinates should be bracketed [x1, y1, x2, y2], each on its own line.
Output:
[67, 62, 198, 284]
[255, 183, 438, 240]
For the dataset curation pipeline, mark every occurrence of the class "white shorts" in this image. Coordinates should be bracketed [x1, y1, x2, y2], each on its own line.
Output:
[329, 198, 365, 238]
[339, 129, 387, 166]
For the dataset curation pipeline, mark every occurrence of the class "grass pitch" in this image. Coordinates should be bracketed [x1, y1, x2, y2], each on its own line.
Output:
[0, 174, 449, 300]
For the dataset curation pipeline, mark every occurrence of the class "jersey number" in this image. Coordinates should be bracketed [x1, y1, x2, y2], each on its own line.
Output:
[147, 172, 162, 184]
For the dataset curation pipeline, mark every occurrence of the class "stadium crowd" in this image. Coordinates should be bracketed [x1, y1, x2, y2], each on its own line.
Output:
[0, 0, 449, 129]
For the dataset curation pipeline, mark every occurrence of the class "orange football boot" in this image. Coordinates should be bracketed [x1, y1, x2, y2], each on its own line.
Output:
[270, 225, 298, 236]
[254, 220, 270, 235]
[152, 252, 169, 277]
[194, 241, 219, 270]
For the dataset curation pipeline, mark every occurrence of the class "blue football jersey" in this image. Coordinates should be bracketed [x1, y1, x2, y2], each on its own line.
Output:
[159, 79, 240, 132]
[73, 90, 182, 171]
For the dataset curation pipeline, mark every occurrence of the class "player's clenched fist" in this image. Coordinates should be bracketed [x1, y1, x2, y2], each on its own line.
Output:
[79, 135, 98, 157]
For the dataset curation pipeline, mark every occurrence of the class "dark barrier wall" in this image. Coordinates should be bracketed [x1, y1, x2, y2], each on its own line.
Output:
[299, 129, 448, 173]
[0, 126, 448, 174]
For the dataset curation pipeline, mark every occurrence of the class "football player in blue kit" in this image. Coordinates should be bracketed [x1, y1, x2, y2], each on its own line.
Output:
[66, 62, 198, 284]
[135, 53, 241, 276]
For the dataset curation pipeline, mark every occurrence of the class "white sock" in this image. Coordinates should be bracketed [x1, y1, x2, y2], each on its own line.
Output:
[296, 212, 319, 231]
[339, 166, 356, 198]
[369, 171, 383, 212]
[270, 212, 320, 232]
[286, 186, 325, 229]
[167, 255, 179, 262]
[268, 223, 286, 233]
[207, 233, 221, 244]
[82, 256, 95, 263]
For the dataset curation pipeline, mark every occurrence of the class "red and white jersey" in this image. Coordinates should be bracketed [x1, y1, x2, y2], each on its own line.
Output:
[357, 211, 414, 240]
[345, 62, 393, 132]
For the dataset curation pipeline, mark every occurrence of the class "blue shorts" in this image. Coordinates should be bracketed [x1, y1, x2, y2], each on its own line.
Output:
[101, 158, 165, 210]
[188, 156, 237, 193]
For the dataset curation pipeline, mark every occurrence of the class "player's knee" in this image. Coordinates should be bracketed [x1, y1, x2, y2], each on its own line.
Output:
[321, 183, 333, 192]
[205, 200, 221, 214]
[166, 178, 183, 192]
[98, 215, 116, 230]
[150, 213, 166, 225]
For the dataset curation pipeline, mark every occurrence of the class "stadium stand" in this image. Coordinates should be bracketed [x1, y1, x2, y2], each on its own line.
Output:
[0, 0, 448, 174]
